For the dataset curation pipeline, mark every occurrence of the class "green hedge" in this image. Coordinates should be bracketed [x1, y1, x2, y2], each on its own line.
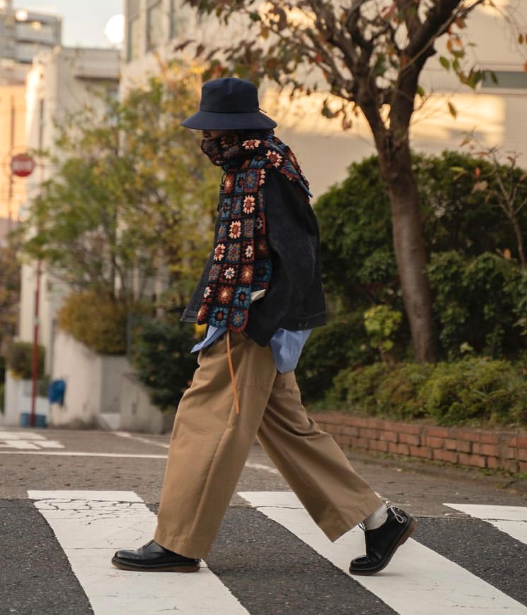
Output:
[57, 290, 130, 355]
[296, 313, 377, 402]
[326, 358, 527, 427]
[131, 317, 198, 411]
[6, 341, 45, 380]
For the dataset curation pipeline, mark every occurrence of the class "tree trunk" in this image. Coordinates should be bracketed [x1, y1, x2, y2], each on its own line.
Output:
[378, 142, 438, 363]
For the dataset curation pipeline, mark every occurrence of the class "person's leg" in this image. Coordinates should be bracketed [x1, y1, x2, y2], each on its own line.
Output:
[153, 332, 277, 559]
[256, 370, 384, 542]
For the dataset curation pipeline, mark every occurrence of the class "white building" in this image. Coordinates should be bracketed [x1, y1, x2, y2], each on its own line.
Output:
[19, 46, 120, 373]
[121, 0, 527, 200]
[0, 0, 62, 85]
[0, 45, 121, 428]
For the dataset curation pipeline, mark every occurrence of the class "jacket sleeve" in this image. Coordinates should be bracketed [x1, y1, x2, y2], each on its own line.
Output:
[244, 168, 318, 341]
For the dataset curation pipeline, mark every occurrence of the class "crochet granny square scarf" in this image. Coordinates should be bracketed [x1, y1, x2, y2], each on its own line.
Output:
[197, 131, 311, 333]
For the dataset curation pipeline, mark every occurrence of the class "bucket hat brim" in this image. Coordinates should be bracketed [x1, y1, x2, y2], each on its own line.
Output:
[181, 110, 277, 131]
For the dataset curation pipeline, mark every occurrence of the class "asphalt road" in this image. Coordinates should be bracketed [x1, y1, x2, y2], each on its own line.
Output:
[1, 427, 526, 615]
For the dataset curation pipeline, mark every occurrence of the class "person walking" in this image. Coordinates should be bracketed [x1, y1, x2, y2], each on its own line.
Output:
[112, 77, 416, 577]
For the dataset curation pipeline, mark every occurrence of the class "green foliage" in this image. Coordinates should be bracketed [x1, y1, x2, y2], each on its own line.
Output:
[414, 151, 527, 257]
[0, 244, 20, 352]
[417, 359, 527, 425]
[427, 251, 521, 359]
[6, 341, 45, 380]
[363, 305, 402, 354]
[57, 291, 132, 355]
[329, 362, 433, 420]
[316, 151, 527, 311]
[296, 313, 376, 403]
[328, 362, 392, 414]
[131, 317, 198, 411]
[328, 359, 527, 427]
[316, 150, 527, 360]
[316, 155, 396, 306]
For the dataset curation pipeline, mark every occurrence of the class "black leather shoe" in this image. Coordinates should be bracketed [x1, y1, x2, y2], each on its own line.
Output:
[112, 539, 200, 572]
[349, 506, 417, 576]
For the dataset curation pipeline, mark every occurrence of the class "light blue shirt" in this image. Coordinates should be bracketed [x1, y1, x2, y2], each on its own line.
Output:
[191, 325, 311, 373]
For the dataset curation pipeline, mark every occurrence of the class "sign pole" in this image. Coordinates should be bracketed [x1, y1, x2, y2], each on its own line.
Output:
[10, 152, 38, 427]
[30, 260, 41, 427]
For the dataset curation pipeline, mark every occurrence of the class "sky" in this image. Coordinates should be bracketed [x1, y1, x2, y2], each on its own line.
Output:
[13, 0, 124, 48]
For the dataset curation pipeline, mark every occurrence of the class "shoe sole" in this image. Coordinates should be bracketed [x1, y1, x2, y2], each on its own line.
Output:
[349, 517, 418, 576]
[111, 557, 200, 573]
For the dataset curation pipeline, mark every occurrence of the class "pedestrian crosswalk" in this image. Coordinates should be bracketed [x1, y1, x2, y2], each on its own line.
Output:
[240, 492, 527, 615]
[0, 430, 64, 450]
[25, 490, 527, 615]
[29, 490, 249, 615]
[444, 503, 527, 544]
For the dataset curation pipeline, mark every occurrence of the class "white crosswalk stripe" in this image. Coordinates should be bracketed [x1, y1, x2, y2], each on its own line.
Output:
[445, 503, 527, 545]
[25, 489, 527, 615]
[239, 491, 527, 615]
[0, 431, 64, 449]
[28, 490, 250, 615]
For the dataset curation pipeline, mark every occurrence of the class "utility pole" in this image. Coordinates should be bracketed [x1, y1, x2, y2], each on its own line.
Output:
[7, 95, 15, 232]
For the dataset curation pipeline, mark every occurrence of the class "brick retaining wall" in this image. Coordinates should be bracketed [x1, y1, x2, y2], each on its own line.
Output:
[309, 412, 527, 473]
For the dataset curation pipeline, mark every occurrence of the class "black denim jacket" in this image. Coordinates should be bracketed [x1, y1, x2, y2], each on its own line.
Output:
[181, 168, 327, 346]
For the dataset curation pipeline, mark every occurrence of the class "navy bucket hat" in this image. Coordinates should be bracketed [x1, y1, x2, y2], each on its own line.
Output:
[181, 77, 277, 130]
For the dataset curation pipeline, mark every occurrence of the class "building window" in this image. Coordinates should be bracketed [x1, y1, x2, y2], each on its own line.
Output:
[127, 0, 141, 62]
[38, 99, 45, 149]
[146, 1, 163, 51]
[127, 16, 141, 61]
[170, 0, 176, 38]
[170, 0, 189, 39]
[482, 70, 527, 90]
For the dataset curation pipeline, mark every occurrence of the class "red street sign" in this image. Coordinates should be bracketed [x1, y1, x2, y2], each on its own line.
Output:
[11, 153, 35, 178]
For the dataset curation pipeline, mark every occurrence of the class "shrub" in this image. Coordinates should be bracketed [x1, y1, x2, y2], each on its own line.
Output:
[296, 313, 377, 403]
[6, 341, 45, 379]
[427, 251, 522, 358]
[363, 304, 403, 358]
[327, 362, 391, 413]
[327, 358, 527, 427]
[418, 358, 527, 426]
[316, 151, 527, 310]
[131, 317, 198, 411]
[315, 150, 527, 360]
[57, 290, 130, 355]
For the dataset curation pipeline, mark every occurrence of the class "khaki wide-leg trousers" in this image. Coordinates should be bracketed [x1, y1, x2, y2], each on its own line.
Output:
[154, 331, 383, 559]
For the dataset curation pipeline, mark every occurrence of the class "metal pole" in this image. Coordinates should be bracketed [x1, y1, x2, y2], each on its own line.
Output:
[30, 101, 45, 428]
[30, 259, 41, 427]
[7, 95, 15, 231]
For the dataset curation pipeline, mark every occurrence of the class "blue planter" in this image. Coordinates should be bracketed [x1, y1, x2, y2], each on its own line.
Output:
[20, 412, 47, 428]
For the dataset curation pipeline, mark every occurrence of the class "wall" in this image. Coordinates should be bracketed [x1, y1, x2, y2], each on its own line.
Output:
[310, 412, 527, 474]
[119, 372, 174, 434]
[0, 371, 49, 427]
[49, 330, 131, 429]
[0, 84, 26, 221]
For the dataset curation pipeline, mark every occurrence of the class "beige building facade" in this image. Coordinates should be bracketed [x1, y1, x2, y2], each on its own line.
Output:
[0, 0, 62, 231]
[121, 0, 527, 200]
[0, 84, 26, 226]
